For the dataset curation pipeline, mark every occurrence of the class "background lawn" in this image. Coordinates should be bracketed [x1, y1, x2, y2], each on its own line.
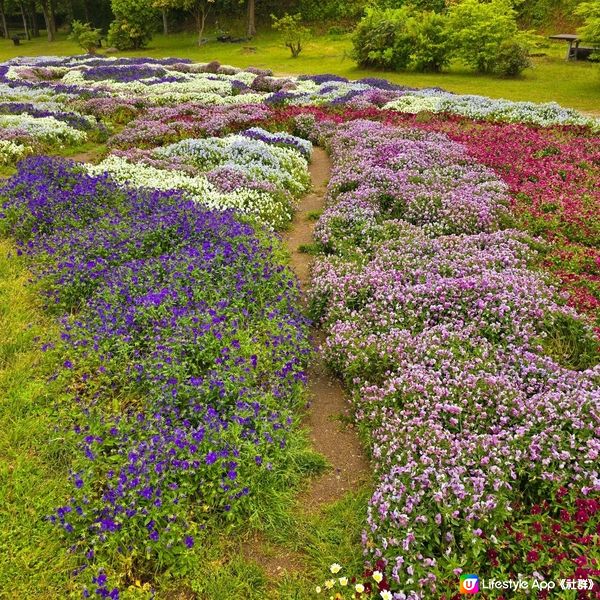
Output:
[0, 30, 599, 113]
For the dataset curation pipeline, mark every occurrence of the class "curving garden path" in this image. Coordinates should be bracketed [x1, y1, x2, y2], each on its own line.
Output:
[282, 147, 370, 509]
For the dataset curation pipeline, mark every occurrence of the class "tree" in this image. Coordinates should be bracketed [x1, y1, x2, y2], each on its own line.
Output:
[246, 0, 255, 37]
[0, 0, 9, 38]
[154, 0, 215, 46]
[446, 0, 523, 73]
[576, 1, 600, 56]
[108, 0, 157, 49]
[271, 13, 310, 58]
[38, 0, 57, 41]
[69, 19, 102, 52]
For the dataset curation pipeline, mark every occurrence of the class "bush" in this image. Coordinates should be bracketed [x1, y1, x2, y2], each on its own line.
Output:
[494, 39, 532, 77]
[576, 1, 600, 59]
[446, 0, 525, 73]
[68, 20, 102, 54]
[107, 0, 157, 50]
[407, 10, 450, 72]
[271, 13, 311, 58]
[352, 6, 451, 72]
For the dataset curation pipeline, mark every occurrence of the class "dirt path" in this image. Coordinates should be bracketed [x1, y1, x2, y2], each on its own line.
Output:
[240, 148, 369, 584]
[283, 148, 370, 508]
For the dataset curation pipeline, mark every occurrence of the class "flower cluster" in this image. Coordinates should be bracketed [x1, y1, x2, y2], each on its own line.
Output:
[383, 92, 600, 130]
[315, 562, 397, 599]
[310, 119, 511, 248]
[107, 103, 272, 148]
[0, 156, 310, 593]
[87, 129, 311, 230]
[401, 116, 600, 332]
[308, 118, 599, 597]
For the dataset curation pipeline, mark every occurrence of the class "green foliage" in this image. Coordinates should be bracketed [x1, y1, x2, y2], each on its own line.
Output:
[352, 6, 451, 72]
[374, 0, 447, 11]
[407, 10, 451, 72]
[108, 0, 158, 50]
[271, 13, 311, 58]
[446, 0, 532, 75]
[577, 1, 600, 56]
[293, 0, 366, 21]
[494, 39, 533, 76]
[68, 20, 103, 54]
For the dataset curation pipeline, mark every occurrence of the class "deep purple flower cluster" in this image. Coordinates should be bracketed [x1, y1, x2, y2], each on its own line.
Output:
[81, 64, 169, 82]
[0, 156, 310, 591]
[297, 74, 350, 84]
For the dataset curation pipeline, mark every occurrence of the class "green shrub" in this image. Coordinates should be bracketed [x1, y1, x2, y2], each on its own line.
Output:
[446, 0, 523, 74]
[68, 20, 102, 54]
[576, 1, 600, 59]
[407, 10, 450, 72]
[352, 7, 412, 70]
[374, 0, 446, 11]
[107, 0, 157, 50]
[352, 6, 451, 72]
[494, 39, 532, 77]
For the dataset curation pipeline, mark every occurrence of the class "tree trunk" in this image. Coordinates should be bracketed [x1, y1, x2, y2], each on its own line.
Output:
[83, 0, 91, 24]
[162, 9, 168, 35]
[40, 0, 55, 41]
[19, 3, 30, 39]
[29, 2, 39, 37]
[49, 0, 57, 36]
[0, 1, 9, 39]
[246, 0, 255, 38]
[196, 6, 210, 46]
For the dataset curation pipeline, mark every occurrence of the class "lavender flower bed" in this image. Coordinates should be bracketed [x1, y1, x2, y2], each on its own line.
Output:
[107, 103, 272, 149]
[0, 157, 311, 595]
[309, 119, 511, 248]
[307, 119, 600, 597]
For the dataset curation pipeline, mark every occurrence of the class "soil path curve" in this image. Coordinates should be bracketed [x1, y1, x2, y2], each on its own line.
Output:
[283, 147, 370, 509]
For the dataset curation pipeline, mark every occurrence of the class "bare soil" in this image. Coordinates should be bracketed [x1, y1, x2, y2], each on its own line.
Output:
[283, 148, 370, 508]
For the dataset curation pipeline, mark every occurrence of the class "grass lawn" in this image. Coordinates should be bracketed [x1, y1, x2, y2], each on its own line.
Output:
[0, 30, 599, 113]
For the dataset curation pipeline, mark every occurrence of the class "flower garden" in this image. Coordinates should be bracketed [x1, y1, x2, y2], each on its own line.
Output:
[0, 55, 599, 599]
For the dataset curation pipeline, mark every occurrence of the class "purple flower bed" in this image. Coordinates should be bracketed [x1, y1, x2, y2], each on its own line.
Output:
[308, 119, 600, 597]
[310, 119, 511, 252]
[108, 103, 272, 148]
[0, 156, 310, 594]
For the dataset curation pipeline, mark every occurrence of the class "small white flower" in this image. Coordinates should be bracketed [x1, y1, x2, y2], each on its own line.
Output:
[330, 563, 342, 574]
[380, 591, 393, 600]
[373, 570, 383, 583]
[339, 577, 348, 586]
[355, 583, 365, 593]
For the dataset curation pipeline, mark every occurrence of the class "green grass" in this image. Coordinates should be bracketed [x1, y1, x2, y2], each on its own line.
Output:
[0, 239, 77, 598]
[1, 30, 599, 113]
